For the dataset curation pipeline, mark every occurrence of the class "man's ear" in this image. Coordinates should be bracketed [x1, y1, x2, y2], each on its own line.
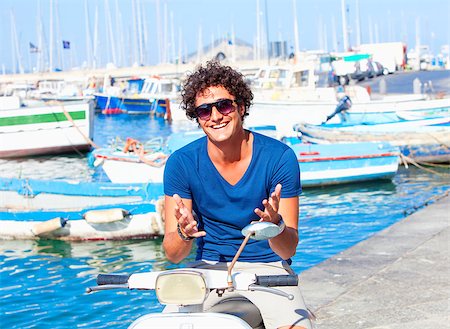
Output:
[239, 105, 246, 118]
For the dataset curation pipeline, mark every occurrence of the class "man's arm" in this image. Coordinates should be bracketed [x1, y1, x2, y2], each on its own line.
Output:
[268, 196, 299, 259]
[254, 184, 299, 260]
[162, 194, 206, 263]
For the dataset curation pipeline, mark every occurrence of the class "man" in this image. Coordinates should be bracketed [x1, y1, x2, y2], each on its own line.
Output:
[163, 60, 312, 329]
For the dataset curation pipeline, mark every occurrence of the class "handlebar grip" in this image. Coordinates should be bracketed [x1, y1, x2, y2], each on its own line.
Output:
[255, 275, 298, 287]
[97, 274, 130, 285]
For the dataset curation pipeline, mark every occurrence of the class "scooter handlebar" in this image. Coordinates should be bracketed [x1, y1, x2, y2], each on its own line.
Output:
[97, 274, 130, 285]
[255, 274, 298, 287]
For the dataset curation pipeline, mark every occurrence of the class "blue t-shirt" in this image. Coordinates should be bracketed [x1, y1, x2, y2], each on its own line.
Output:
[164, 131, 302, 262]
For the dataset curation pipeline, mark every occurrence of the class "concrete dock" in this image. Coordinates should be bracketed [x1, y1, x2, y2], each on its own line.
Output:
[299, 193, 449, 329]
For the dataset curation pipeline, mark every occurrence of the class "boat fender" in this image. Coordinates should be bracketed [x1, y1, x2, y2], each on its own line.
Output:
[150, 214, 161, 233]
[32, 217, 68, 236]
[84, 208, 129, 224]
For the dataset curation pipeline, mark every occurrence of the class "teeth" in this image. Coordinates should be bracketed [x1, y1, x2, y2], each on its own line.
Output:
[213, 123, 227, 129]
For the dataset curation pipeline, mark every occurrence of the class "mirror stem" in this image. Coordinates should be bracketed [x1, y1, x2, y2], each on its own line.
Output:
[227, 232, 253, 289]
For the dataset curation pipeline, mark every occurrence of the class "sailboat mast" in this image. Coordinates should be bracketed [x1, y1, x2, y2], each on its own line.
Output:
[85, 0, 93, 68]
[256, 0, 261, 61]
[49, 0, 54, 71]
[93, 5, 99, 69]
[355, 0, 361, 46]
[137, 0, 144, 65]
[104, 0, 117, 66]
[170, 11, 175, 64]
[55, 0, 62, 70]
[292, 0, 300, 57]
[340, 0, 349, 51]
[10, 10, 24, 74]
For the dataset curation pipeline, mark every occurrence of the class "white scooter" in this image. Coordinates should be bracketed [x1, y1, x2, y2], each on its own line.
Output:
[87, 222, 299, 329]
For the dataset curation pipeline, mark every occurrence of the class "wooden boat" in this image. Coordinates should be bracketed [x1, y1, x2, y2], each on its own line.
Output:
[0, 176, 164, 240]
[92, 130, 400, 188]
[295, 116, 450, 163]
[290, 141, 400, 187]
[0, 96, 94, 158]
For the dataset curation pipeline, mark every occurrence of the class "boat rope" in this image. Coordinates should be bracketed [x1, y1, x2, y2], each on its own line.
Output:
[399, 153, 450, 177]
[49, 100, 99, 149]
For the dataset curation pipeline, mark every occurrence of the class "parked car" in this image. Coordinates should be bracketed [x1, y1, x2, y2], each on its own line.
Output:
[372, 61, 389, 76]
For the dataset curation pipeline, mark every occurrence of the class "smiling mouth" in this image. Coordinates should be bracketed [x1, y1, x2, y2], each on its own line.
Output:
[212, 122, 227, 129]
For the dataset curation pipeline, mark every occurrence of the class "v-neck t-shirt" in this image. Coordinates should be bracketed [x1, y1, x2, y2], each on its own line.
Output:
[163, 131, 302, 262]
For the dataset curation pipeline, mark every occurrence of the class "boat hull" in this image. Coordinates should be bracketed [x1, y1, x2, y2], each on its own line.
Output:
[0, 209, 164, 241]
[296, 122, 450, 163]
[94, 94, 168, 115]
[291, 142, 400, 187]
[0, 100, 94, 158]
[0, 177, 165, 240]
[93, 136, 400, 188]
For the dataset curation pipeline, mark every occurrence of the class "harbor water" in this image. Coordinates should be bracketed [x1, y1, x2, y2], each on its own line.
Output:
[1, 98, 450, 328]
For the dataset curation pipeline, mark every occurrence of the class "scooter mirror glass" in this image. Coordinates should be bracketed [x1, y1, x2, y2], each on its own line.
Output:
[241, 221, 282, 240]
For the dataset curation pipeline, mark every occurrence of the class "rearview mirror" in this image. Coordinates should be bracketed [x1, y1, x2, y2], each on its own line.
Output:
[241, 221, 282, 240]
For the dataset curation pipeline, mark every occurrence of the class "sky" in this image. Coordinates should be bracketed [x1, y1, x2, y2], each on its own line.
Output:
[1, 0, 449, 74]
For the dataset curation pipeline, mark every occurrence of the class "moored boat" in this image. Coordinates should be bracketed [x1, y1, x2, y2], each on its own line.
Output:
[290, 142, 400, 187]
[295, 117, 450, 163]
[94, 76, 180, 116]
[0, 96, 95, 158]
[92, 130, 400, 188]
[0, 176, 165, 240]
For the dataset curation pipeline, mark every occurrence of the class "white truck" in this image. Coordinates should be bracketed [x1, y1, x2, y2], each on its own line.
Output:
[357, 42, 407, 74]
[331, 53, 371, 85]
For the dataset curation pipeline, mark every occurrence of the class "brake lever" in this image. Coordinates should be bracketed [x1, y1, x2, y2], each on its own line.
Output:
[86, 284, 129, 293]
[248, 284, 294, 300]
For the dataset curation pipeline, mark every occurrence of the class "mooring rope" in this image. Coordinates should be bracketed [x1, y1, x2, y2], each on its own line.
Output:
[49, 100, 100, 149]
[399, 153, 450, 177]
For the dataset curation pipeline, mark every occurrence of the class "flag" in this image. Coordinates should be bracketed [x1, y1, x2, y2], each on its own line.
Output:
[29, 42, 39, 53]
[62, 40, 70, 49]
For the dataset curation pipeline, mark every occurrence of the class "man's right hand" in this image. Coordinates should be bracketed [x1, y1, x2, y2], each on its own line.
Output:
[173, 194, 206, 239]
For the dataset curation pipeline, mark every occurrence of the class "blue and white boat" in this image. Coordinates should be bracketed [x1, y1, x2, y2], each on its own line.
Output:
[290, 142, 400, 187]
[0, 177, 164, 240]
[295, 113, 450, 163]
[94, 76, 180, 116]
[91, 129, 400, 188]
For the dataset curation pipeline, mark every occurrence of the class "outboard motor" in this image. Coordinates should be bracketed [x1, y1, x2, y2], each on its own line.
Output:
[324, 95, 352, 123]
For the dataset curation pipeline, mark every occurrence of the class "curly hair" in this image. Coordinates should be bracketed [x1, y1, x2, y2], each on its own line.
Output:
[180, 60, 253, 121]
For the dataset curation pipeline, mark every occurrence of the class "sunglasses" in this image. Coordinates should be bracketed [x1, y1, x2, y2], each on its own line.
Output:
[194, 98, 237, 121]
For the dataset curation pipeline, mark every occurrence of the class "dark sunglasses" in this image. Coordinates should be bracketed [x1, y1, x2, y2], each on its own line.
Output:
[194, 98, 237, 121]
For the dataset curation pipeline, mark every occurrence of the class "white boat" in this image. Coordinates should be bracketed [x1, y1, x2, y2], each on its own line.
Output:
[0, 176, 165, 240]
[295, 117, 450, 163]
[248, 95, 450, 135]
[92, 130, 400, 188]
[0, 96, 94, 158]
[245, 63, 449, 135]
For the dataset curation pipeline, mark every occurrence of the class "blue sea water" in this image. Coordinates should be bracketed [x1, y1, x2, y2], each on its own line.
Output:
[0, 112, 449, 328]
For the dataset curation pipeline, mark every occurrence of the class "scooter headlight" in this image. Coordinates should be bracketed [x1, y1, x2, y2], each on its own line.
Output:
[155, 270, 207, 305]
